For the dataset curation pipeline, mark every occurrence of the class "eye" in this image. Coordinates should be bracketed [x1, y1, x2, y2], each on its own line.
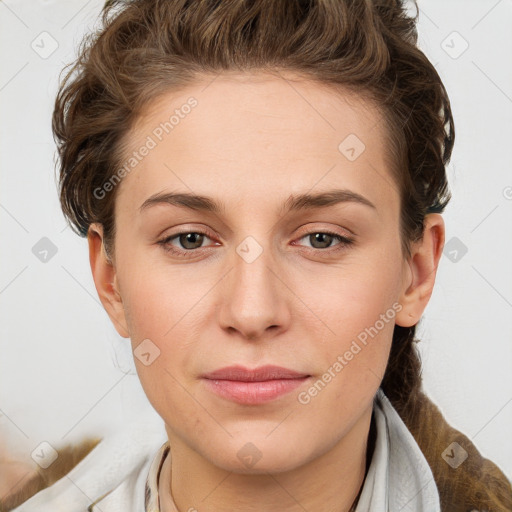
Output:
[157, 230, 218, 257]
[293, 231, 354, 252]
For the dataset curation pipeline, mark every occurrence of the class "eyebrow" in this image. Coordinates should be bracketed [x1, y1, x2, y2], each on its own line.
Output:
[139, 189, 376, 215]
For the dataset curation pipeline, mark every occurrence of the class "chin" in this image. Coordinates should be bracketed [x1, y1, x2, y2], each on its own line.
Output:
[204, 438, 313, 475]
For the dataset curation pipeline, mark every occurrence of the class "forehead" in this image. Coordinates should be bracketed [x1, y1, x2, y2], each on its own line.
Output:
[128, 71, 384, 152]
[116, 71, 398, 218]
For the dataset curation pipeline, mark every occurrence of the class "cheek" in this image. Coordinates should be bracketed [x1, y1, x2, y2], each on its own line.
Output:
[118, 252, 204, 340]
[294, 288, 398, 428]
[119, 270, 202, 419]
[301, 255, 402, 392]
[117, 258, 212, 400]
[299, 246, 402, 333]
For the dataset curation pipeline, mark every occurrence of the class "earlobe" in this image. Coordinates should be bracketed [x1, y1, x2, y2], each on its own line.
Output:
[395, 214, 445, 328]
[87, 223, 130, 338]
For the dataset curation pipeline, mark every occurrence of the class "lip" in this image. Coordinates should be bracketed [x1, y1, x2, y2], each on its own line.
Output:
[202, 364, 309, 381]
[201, 365, 311, 404]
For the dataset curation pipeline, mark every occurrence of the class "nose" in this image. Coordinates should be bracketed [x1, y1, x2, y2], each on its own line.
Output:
[217, 240, 291, 341]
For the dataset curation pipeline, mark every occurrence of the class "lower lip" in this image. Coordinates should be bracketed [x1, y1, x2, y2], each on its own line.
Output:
[202, 377, 310, 404]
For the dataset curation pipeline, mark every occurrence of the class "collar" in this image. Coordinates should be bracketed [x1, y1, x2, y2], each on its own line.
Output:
[354, 389, 440, 511]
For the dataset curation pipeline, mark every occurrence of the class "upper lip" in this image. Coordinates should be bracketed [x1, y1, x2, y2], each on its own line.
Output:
[202, 365, 310, 382]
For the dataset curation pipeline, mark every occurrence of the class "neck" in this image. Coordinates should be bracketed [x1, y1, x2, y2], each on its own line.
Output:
[159, 405, 375, 512]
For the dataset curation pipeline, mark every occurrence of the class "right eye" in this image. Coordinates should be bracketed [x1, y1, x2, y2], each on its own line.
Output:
[158, 230, 219, 256]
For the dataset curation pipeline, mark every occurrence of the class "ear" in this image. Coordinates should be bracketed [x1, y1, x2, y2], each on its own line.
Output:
[395, 213, 445, 328]
[87, 223, 130, 338]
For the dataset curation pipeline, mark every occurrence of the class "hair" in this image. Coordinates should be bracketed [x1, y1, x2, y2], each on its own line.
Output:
[51, 1, 511, 510]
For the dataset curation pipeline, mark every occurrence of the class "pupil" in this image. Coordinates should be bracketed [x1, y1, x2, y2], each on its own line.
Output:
[181, 233, 203, 249]
[312, 233, 332, 249]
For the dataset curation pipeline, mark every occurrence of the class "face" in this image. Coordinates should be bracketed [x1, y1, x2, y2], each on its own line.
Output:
[93, 71, 418, 474]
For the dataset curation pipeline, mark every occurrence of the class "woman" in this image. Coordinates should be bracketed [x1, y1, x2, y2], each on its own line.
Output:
[6, 0, 511, 511]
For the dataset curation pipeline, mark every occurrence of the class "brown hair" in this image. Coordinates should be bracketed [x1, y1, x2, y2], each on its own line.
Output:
[51, 0, 511, 510]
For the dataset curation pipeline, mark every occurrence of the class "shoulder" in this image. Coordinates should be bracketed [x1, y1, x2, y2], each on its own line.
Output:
[9, 418, 167, 512]
[400, 390, 512, 512]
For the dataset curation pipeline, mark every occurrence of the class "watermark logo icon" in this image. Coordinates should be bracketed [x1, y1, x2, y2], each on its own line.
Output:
[31, 31, 59, 59]
[134, 338, 161, 366]
[441, 31, 469, 59]
[443, 236, 468, 263]
[237, 442, 262, 468]
[338, 134, 366, 162]
[32, 237, 58, 263]
[442, 442, 468, 469]
[236, 236, 263, 264]
[31, 441, 58, 469]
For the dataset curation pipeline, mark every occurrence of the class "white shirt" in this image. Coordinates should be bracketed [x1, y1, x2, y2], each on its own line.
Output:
[12, 389, 440, 512]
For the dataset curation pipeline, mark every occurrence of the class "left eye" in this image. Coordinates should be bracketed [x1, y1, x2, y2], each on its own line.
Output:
[294, 231, 353, 250]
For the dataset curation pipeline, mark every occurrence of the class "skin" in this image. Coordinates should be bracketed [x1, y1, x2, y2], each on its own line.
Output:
[88, 71, 444, 512]
[0, 443, 39, 505]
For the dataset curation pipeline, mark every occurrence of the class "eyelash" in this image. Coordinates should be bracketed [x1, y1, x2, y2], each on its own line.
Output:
[157, 229, 354, 258]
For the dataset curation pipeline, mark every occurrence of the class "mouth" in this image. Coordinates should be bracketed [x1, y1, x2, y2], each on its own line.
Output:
[201, 364, 311, 405]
